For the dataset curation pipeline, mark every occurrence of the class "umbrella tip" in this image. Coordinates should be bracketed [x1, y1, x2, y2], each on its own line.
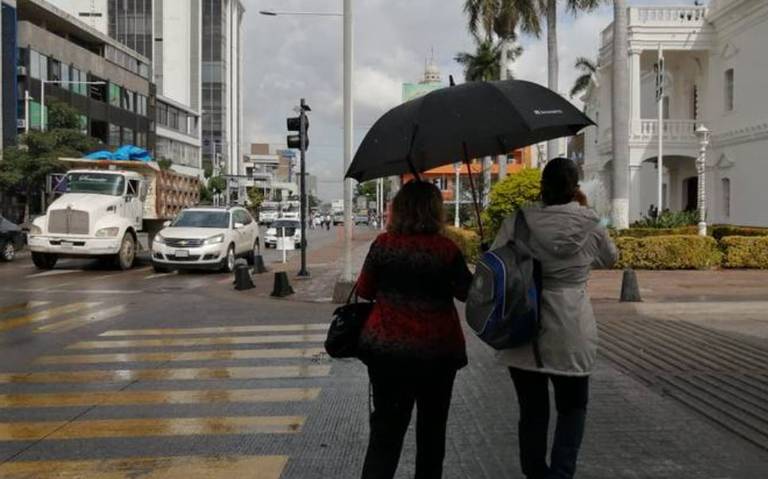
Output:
[449, 75, 456, 87]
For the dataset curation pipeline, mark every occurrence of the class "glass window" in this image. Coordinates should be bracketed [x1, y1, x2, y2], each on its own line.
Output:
[724, 69, 734, 112]
[49, 59, 61, 82]
[108, 124, 121, 146]
[109, 83, 121, 107]
[39, 53, 48, 82]
[122, 127, 134, 144]
[722, 178, 731, 218]
[78, 115, 88, 135]
[122, 89, 134, 111]
[172, 211, 231, 228]
[61, 63, 70, 84]
[127, 179, 140, 197]
[158, 102, 168, 125]
[66, 173, 125, 196]
[29, 50, 40, 79]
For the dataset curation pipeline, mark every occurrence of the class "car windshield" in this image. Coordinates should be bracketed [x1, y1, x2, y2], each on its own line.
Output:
[272, 221, 299, 229]
[172, 211, 230, 228]
[66, 173, 125, 196]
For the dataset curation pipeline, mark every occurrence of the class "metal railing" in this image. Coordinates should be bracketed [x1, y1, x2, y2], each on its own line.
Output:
[635, 119, 698, 142]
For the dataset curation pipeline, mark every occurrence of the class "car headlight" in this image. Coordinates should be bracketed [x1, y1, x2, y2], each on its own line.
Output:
[29, 225, 42, 235]
[95, 227, 120, 237]
[153, 233, 166, 245]
[204, 234, 225, 245]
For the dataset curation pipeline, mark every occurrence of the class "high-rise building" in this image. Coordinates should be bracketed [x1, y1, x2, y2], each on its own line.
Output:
[202, 0, 244, 181]
[1, 0, 17, 150]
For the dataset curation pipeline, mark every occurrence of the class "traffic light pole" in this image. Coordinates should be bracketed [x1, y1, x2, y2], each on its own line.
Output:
[298, 98, 309, 277]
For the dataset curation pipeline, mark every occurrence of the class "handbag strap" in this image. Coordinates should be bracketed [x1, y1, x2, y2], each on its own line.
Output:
[346, 282, 359, 305]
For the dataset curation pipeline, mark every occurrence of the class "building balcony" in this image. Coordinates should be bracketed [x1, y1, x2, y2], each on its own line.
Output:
[600, 6, 711, 52]
[598, 119, 700, 155]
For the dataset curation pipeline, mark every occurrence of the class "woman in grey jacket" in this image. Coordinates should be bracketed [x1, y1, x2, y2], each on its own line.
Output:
[491, 158, 618, 479]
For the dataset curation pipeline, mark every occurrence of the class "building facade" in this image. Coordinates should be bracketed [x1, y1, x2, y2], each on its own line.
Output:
[1, 0, 17, 150]
[48, 0, 205, 177]
[584, 1, 768, 227]
[202, 0, 244, 180]
[16, 0, 154, 148]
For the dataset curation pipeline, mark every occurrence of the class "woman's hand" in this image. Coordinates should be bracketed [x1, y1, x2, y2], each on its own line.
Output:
[574, 188, 588, 207]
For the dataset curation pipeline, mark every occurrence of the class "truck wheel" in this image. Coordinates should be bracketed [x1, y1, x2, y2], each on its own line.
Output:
[115, 233, 136, 270]
[221, 245, 236, 273]
[31, 252, 58, 270]
[0, 241, 15, 262]
[247, 239, 260, 265]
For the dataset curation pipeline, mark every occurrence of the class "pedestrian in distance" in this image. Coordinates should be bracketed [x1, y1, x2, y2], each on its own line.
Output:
[325, 214, 331, 230]
[490, 158, 618, 479]
[356, 180, 473, 479]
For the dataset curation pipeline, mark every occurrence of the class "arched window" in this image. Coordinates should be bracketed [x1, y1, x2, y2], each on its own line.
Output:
[721, 178, 731, 219]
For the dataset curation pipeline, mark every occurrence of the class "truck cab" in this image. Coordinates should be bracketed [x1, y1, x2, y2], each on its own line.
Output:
[28, 169, 147, 270]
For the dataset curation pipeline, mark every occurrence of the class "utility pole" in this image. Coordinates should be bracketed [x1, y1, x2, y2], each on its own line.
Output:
[656, 44, 665, 216]
[342, 0, 354, 283]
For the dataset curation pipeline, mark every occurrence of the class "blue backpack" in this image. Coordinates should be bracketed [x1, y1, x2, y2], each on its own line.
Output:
[465, 211, 543, 356]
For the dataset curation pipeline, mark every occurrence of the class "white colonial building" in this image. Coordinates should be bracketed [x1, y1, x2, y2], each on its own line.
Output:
[583, 1, 768, 226]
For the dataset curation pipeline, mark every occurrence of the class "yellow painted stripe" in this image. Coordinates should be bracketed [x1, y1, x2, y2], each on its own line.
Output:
[0, 301, 49, 316]
[101, 323, 329, 336]
[0, 388, 321, 408]
[0, 302, 99, 333]
[35, 304, 128, 333]
[68, 334, 326, 349]
[0, 455, 288, 479]
[37, 347, 327, 364]
[0, 365, 331, 384]
[0, 416, 304, 441]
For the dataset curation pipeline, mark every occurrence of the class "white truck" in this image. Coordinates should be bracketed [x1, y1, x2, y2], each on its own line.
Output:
[258, 201, 281, 225]
[280, 200, 301, 220]
[28, 158, 200, 270]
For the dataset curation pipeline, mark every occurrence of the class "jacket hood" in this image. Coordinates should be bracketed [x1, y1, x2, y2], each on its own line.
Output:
[523, 202, 600, 258]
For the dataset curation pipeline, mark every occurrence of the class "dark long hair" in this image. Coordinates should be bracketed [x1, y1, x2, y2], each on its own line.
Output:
[387, 180, 445, 235]
[541, 157, 580, 206]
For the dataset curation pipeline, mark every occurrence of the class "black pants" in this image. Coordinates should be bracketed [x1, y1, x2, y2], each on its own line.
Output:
[509, 368, 589, 479]
[361, 367, 457, 479]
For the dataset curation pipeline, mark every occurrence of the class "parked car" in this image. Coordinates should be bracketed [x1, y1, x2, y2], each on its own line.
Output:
[151, 207, 260, 273]
[264, 219, 302, 249]
[333, 212, 345, 225]
[354, 215, 370, 225]
[0, 216, 25, 262]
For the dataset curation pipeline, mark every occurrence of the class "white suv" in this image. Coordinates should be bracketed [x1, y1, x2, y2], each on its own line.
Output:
[151, 207, 260, 273]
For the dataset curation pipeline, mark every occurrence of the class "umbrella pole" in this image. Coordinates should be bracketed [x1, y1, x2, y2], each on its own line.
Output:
[463, 143, 485, 242]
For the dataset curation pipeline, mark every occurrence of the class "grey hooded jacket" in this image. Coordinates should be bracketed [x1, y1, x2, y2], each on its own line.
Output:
[490, 202, 618, 376]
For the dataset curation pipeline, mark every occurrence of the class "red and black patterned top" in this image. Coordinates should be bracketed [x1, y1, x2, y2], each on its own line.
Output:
[356, 232, 473, 372]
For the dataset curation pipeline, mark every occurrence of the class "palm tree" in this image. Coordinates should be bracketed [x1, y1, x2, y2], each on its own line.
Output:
[611, 0, 630, 228]
[569, 57, 597, 99]
[455, 40, 523, 82]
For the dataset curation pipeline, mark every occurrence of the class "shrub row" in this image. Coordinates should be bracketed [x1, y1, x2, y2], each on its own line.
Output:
[720, 236, 768, 269]
[613, 224, 768, 240]
[711, 225, 768, 241]
[615, 235, 722, 270]
[442, 226, 481, 264]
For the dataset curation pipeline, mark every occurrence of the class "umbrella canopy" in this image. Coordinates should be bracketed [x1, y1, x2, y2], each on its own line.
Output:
[346, 80, 595, 182]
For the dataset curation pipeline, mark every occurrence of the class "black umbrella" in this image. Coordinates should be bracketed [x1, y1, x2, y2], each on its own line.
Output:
[345, 79, 595, 237]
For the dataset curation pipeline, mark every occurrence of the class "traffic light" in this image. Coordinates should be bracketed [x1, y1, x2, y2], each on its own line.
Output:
[287, 114, 309, 151]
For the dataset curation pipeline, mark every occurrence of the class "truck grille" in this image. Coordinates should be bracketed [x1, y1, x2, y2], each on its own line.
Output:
[48, 209, 89, 235]
[165, 238, 205, 248]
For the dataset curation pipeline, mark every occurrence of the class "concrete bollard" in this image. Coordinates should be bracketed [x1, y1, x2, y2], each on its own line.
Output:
[234, 259, 255, 291]
[620, 269, 642, 302]
[271, 271, 295, 297]
[253, 255, 268, 274]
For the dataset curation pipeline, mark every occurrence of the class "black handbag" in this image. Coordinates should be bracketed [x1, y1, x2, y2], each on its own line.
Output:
[324, 285, 374, 358]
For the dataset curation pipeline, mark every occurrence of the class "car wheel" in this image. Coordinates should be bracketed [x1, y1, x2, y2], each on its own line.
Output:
[247, 239, 260, 265]
[0, 241, 14, 262]
[31, 252, 58, 270]
[221, 244, 236, 273]
[114, 232, 136, 270]
[152, 262, 173, 274]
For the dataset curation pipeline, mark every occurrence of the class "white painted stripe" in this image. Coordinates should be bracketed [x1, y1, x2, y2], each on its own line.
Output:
[26, 269, 80, 279]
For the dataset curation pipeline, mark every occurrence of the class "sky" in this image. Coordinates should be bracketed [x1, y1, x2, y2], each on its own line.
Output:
[242, 0, 695, 200]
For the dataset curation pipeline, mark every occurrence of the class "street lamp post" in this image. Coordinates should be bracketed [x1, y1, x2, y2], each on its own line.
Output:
[695, 124, 710, 237]
[41, 80, 105, 132]
[259, 5, 354, 285]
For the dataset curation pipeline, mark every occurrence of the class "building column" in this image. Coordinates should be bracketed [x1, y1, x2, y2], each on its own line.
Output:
[629, 164, 643, 223]
[629, 47, 642, 138]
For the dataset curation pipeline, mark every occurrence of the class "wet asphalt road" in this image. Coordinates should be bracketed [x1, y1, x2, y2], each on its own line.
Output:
[0, 225, 370, 478]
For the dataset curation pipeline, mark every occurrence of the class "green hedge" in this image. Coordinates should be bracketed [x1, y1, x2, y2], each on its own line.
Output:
[711, 225, 768, 241]
[612, 226, 699, 238]
[615, 235, 722, 270]
[720, 236, 768, 269]
[442, 226, 481, 264]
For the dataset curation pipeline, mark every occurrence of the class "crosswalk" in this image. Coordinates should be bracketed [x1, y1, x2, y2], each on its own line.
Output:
[0, 301, 119, 334]
[0, 315, 332, 478]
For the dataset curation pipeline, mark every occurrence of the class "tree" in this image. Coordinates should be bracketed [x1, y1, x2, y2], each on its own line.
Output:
[0, 102, 99, 222]
[482, 168, 542, 239]
[247, 188, 264, 211]
[570, 57, 598, 99]
[611, 0, 630, 229]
